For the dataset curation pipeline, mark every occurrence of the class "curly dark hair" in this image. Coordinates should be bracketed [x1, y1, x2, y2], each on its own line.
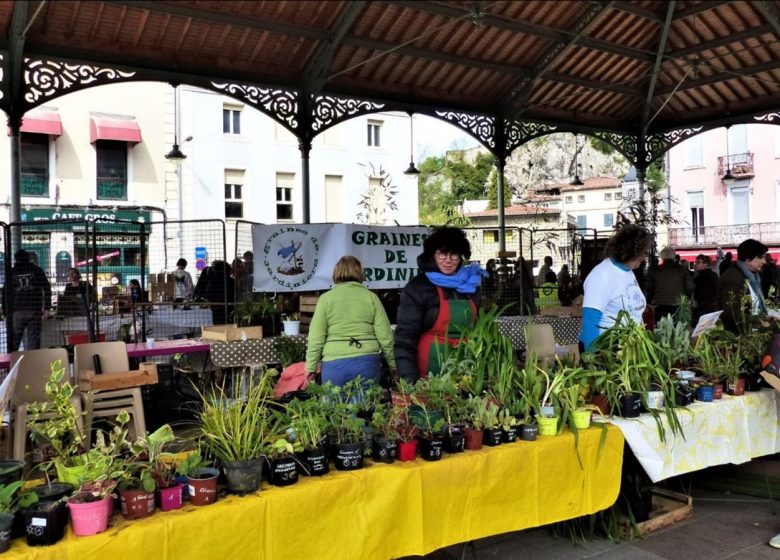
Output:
[604, 224, 652, 264]
[423, 227, 471, 260]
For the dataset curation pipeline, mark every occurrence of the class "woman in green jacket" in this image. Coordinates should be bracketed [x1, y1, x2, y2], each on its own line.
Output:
[305, 256, 396, 386]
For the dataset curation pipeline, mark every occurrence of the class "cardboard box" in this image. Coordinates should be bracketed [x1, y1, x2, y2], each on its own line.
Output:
[150, 282, 175, 302]
[201, 324, 263, 341]
[79, 362, 159, 391]
[618, 488, 693, 540]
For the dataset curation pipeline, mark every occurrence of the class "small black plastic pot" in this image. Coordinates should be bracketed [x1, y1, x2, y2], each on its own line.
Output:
[269, 456, 299, 486]
[745, 370, 765, 392]
[334, 441, 364, 471]
[618, 394, 642, 418]
[444, 429, 465, 454]
[33, 483, 72, 503]
[482, 428, 503, 447]
[417, 435, 444, 461]
[25, 501, 67, 547]
[519, 423, 538, 441]
[675, 385, 695, 406]
[501, 426, 518, 443]
[299, 445, 330, 476]
[371, 436, 397, 464]
[0, 512, 13, 553]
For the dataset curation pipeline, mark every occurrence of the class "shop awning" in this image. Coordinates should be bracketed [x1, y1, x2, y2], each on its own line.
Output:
[20, 111, 63, 136]
[89, 116, 142, 144]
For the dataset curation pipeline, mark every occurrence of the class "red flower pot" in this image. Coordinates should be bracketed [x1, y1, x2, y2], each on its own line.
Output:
[396, 439, 418, 462]
[464, 428, 484, 450]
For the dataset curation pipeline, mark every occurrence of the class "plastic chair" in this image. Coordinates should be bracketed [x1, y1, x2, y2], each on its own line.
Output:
[73, 341, 146, 446]
[9, 348, 85, 461]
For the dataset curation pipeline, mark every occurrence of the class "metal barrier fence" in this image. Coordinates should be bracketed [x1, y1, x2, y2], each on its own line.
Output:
[1, 220, 599, 352]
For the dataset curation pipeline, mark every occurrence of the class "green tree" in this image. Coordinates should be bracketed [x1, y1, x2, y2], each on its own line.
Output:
[486, 168, 512, 210]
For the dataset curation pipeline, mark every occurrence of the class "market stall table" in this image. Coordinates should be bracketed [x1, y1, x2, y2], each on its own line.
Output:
[607, 389, 780, 482]
[208, 335, 307, 368]
[496, 315, 582, 351]
[126, 338, 211, 360]
[3, 425, 624, 560]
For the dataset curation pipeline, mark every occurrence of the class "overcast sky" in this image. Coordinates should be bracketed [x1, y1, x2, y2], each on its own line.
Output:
[413, 114, 481, 160]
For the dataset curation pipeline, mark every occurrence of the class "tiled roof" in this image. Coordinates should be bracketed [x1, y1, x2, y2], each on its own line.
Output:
[466, 204, 560, 217]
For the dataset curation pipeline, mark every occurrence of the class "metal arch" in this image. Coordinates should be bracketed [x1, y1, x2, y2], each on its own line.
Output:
[504, 119, 559, 156]
[643, 126, 702, 166]
[311, 93, 386, 133]
[432, 110, 496, 151]
[22, 57, 136, 114]
[211, 81, 300, 134]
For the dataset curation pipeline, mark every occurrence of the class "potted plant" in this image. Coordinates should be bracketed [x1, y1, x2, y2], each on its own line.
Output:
[265, 435, 302, 486]
[535, 365, 565, 436]
[464, 395, 492, 450]
[497, 408, 518, 443]
[481, 399, 503, 447]
[287, 397, 330, 476]
[282, 312, 301, 336]
[325, 380, 367, 471]
[410, 391, 446, 462]
[370, 404, 400, 464]
[196, 371, 275, 494]
[176, 451, 219, 506]
[125, 424, 180, 514]
[273, 335, 308, 369]
[0, 481, 31, 552]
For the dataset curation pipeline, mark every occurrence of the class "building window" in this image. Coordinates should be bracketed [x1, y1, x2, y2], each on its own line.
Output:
[224, 169, 244, 219]
[577, 194, 585, 203]
[367, 120, 382, 147]
[325, 175, 344, 222]
[604, 193, 612, 201]
[730, 185, 750, 225]
[223, 105, 242, 134]
[688, 190, 704, 241]
[603, 213, 614, 227]
[483, 230, 515, 244]
[684, 134, 703, 167]
[576, 215, 587, 230]
[614, 192, 622, 200]
[276, 172, 295, 222]
[20, 133, 49, 197]
[564, 196, 573, 204]
[96, 140, 127, 200]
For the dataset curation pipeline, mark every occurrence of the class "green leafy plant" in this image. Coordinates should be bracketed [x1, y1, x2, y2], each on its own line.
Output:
[175, 451, 209, 478]
[125, 424, 177, 492]
[286, 398, 329, 450]
[274, 336, 307, 367]
[319, 380, 367, 445]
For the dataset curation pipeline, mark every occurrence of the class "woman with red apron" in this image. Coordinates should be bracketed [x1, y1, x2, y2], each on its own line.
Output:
[395, 227, 485, 383]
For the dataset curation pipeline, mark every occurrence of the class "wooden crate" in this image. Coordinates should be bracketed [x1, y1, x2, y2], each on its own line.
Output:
[201, 324, 263, 341]
[79, 362, 159, 391]
[299, 295, 320, 334]
[618, 488, 693, 540]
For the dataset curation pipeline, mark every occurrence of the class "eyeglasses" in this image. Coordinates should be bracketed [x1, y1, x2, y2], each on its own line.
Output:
[435, 250, 461, 261]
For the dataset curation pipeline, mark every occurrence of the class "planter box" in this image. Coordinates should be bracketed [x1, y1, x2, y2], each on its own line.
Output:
[202, 324, 263, 341]
[618, 488, 692, 540]
[78, 363, 158, 391]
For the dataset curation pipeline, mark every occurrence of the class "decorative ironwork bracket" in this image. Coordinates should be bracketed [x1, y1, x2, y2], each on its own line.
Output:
[211, 81, 299, 132]
[505, 119, 557, 155]
[311, 94, 385, 133]
[434, 110, 495, 150]
[23, 58, 135, 113]
[643, 126, 702, 166]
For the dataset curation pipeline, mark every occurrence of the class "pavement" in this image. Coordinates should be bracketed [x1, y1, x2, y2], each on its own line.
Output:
[406, 485, 780, 560]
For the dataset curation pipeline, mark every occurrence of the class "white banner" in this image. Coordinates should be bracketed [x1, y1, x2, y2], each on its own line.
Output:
[252, 224, 430, 292]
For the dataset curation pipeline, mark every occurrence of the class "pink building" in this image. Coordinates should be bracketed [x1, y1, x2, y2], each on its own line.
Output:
[667, 123, 780, 261]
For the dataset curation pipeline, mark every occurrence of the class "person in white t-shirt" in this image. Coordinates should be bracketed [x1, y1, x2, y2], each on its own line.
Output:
[579, 224, 652, 350]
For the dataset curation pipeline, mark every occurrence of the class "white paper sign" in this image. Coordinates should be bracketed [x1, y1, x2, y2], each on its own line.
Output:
[0, 357, 22, 420]
[691, 310, 723, 339]
[252, 224, 430, 292]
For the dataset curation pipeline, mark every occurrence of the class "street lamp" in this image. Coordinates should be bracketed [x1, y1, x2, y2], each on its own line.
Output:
[570, 134, 584, 186]
[404, 113, 420, 175]
[165, 84, 189, 162]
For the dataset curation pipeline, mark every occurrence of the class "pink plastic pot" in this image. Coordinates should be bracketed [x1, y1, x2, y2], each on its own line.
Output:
[159, 483, 184, 511]
[67, 495, 112, 536]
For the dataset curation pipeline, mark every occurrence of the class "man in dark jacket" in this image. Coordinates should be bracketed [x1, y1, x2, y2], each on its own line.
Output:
[646, 246, 694, 322]
[718, 239, 767, 333]
[692, 254, 718, 324]
[7, 249, 51, 350]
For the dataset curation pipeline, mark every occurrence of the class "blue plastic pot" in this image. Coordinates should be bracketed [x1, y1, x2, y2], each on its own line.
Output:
[695, 385, 715, 402]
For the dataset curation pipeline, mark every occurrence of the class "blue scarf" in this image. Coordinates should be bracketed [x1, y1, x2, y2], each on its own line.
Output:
[425, 263, 487, 294]
[735, 260, 768, 314]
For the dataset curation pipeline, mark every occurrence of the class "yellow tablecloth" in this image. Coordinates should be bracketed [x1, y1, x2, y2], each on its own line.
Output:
[6, 425, 623, 560]
[608, 389, 780, 482]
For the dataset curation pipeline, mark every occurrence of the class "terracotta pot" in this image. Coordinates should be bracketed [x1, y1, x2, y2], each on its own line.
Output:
[727, 377, 746, 396]
[464, 428, 484, 450]
[187, 467, 219, 506]
[713, 382, 724, 399]
[120, 488, 156, 519]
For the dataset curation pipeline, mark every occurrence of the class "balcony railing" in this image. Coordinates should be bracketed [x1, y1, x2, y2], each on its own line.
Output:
[21, 173, 48, 197]
[669, 222, 780, 247]
[717, 152, 754, 179]
[97, 177, 127, 200]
